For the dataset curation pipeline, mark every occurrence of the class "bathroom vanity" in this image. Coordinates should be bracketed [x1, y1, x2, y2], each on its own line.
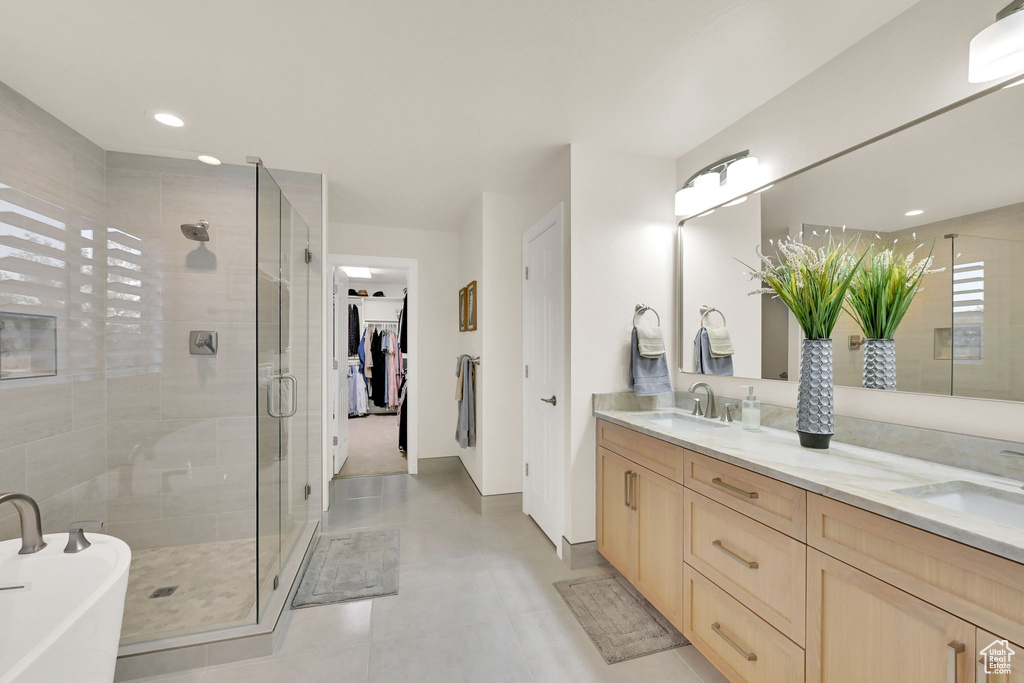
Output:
[594, 408, 1024, 683]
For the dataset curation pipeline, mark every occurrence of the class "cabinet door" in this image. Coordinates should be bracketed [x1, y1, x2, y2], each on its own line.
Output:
[977, 629, 1022, 683]
[634, 467, 684, 629]
[808, 549, 976, 683]
[596, 447, 636, 581]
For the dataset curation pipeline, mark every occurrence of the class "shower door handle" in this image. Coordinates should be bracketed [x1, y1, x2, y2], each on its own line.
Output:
[267, 374, 299, 418]
[280, 374, 298, 418]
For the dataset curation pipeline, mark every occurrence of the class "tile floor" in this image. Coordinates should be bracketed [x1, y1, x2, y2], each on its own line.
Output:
[123, 459, 727, 682]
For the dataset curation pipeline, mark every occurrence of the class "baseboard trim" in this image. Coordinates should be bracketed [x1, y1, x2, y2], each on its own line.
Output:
[560, 537, 604, 570]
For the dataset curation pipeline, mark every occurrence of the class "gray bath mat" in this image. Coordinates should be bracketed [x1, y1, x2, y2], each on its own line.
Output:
[553, 572, 688, 663]
[292, 529, 400, 608]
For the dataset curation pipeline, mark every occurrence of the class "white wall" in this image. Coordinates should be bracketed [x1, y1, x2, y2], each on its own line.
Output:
[477, 148, 571, 496]
[674, 0, 1024, 441]
[682, 195, 762, 378]
[568, 144, 677, 543]
[328, 223, 460, 460]
[456, 199, 484, 488]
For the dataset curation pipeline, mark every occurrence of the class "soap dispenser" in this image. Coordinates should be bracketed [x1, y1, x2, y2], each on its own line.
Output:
[742, 385, 761, 431]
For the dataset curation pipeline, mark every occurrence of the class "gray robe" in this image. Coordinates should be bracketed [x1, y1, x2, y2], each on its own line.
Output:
[455, 355, 476, 448]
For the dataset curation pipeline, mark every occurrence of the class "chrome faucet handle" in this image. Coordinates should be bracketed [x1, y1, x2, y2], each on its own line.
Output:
[691, 398, 702, 416]
[64, 520, 103, 554]
[720, 403, 736, 422]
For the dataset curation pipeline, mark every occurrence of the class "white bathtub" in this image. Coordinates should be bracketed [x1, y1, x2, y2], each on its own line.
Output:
[0, 533, 131, 683]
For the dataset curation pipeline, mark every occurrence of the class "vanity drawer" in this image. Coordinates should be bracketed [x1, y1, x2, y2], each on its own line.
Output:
[808, 493, 1024, 646]
[684, 451, 806, 540]
[597, 419, 685, 484]
[684, 489, 806, 645]
[683, 564, 805, 683]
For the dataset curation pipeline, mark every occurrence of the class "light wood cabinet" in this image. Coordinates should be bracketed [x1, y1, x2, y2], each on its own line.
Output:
[684, 488, 806, 645]
[683, 564, 805, 683]
[808, 494, 1024, 646]
[634, 466, 685, 628]
[596, 446, 637, 580]
[807, 548, 976, 683]
[596, 441, 683, 629]
[977, 629, 1022, 683]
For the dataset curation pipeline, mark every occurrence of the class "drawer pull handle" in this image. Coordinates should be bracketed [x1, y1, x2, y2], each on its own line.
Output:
[624, 471, 633, 507]
[712, 477, 759, 500]
[631, 472, 638, 511]
[948, 641, 965, 683]
[712, 622, 757, 662]
[712, 540, 759, 569]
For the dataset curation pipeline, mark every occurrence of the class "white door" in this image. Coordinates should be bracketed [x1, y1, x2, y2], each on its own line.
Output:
[332, 268, 349, 475]
[522, 205, 565, 550]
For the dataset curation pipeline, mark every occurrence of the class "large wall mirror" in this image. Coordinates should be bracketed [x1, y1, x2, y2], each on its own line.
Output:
[680, 77, 1024, 403]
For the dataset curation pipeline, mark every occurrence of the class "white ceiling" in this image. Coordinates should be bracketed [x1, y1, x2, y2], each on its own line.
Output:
[0, 0, 918, 231]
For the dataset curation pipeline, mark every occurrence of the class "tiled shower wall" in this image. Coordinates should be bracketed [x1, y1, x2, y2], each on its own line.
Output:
[0, 80, 109, 541]
[103, 152, 258, 549]
[1, 79, 323, 548]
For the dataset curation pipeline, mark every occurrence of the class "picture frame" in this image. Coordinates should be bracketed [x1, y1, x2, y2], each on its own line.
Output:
[459, 287, 467, 332]
[466, 280, 477, 331]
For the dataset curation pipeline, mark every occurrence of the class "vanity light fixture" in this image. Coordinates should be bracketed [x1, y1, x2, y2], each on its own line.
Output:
[969, 0, 1024, 83]
[1003, 76, 1024, 88]
[153, 112, 185, 127]
[197, 155, 221, 166]
[723, 197, 748, 207]
[675, 150, 763, 219]
[905, 210, 924, 217]
[754, 184, 774, 194]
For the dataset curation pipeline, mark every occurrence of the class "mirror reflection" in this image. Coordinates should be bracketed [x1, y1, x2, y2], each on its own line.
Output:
[681, 79, 1024, 402]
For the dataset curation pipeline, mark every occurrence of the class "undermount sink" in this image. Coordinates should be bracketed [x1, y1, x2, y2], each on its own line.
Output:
[1, 533, 131, 683]
[893, 481, 1024, 531]
[640, 412, 728, 431]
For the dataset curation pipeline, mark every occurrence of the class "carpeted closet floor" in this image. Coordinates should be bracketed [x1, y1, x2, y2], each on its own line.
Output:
[336, 414, 407, 477]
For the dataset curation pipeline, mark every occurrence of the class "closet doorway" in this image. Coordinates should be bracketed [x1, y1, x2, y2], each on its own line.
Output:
[328, 255, 418, 478]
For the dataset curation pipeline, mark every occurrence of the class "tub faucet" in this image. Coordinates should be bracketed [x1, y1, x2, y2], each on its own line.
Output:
[688, 382, 717, 419]
[0, 492, 47, 554]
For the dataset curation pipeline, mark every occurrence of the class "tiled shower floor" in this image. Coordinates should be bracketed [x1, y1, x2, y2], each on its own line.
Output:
[120, 539, 258, 644]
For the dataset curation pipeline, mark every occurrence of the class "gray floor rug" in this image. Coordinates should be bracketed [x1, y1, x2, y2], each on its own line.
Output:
[292, 529, 400, 608]
[553, 572, 688, 664]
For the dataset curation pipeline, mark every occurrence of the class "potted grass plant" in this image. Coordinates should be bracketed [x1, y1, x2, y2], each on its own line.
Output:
[845, 243, 942, 391]
[744, 234, 864, 449]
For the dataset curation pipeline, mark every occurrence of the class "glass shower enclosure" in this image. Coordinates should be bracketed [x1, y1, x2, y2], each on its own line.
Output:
[255, 162, 315, 622]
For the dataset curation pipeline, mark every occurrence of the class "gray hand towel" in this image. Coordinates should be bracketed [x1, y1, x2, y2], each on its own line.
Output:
[455, 355, 476, 448]
[694, 328, 733, 376]
[628, 329, 673, 396]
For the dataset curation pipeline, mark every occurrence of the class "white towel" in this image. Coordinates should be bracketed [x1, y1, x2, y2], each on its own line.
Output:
[706, 327, 734, 357]
[634, 326, 666, 358]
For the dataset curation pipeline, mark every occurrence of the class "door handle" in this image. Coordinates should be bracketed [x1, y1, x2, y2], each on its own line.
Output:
[948, 641, 965, 683]
[540, 395, 557, 406]
[267, 374, 299, 418]
[630, 472, 638, 511]
[624, 470, 632, 507]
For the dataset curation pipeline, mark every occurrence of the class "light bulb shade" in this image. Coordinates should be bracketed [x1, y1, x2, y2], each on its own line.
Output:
[675, 186, 699, 217]
[969, 9, 1024, 83]
[693, 172, 721, 191]
[726, 156, 759, 187]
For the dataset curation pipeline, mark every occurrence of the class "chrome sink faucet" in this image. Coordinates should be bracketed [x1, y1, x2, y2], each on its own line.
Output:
[0, 492, 47, 554]
[688, 382, 717, 419]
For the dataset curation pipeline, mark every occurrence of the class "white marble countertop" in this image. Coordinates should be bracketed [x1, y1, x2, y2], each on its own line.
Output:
[594, 407, 1024, 564]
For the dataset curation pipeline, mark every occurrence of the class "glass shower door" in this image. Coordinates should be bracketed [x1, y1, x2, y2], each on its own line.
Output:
[255, 164, 311, 619]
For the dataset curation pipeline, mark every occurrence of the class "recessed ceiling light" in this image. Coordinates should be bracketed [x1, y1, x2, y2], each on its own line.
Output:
[197, 155, 221, 166]
[754, 184, 774, 194]
[905, 210, 924, 217]
[154, 112, 184, 127]
[342, 266, 372, 279]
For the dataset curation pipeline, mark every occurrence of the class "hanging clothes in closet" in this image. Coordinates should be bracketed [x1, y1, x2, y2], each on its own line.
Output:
[370, 328, 387, 408]
[347, 365, 368, 417]
[348, 304, 360, 356]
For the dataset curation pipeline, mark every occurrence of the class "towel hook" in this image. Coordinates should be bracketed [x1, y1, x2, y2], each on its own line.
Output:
[699, 305, 727, 328]
[633, 303, 661, 328]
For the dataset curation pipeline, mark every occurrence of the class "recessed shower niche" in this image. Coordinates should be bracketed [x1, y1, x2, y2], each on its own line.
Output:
[0, 312, 57, 380]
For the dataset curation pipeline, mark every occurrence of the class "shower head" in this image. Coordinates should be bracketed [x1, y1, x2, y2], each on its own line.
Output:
[180, 220, 211, 242]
